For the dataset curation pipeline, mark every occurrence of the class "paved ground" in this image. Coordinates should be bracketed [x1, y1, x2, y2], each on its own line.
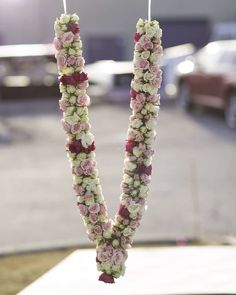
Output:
[18, 247, 236, 295]
[0, 99, 236, 254]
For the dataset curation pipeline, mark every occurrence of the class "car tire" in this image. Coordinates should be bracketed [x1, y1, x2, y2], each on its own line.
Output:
[225, 93, 236, 129]
[178, 82, 192, 111]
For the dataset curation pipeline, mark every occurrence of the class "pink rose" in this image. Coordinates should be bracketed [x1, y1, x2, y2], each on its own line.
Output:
[139, 35, 151, 46]
[73, 184, 84, 195]
[136, 93, 146, 104]
[88, 203, 100, 214]
[131, 100, 143, 112]
[141, 174, 151, 184]
[56, 53, 67, 69]
[78, 80, 89, 90]
[71, 123, 82, 135]
[143, 42, 153, 50]
[147, 93, 160, 104]
[59, 99, 69, 111]
[61, 119, 71, 133]
[89, 213, 98, 224]
[93, 225, 102, 235]
[88, 232, 96, 241]
[77, 94, 90, 106]
[78, 204, 88, 216]
[102, 220, 112, 231]
[136, 58, 149, 70]
[112, 250, 124, 265]
[153, 44, 163, 54]
[97, 250, 109, 262]
[53, 37, 61, 50]
[68, 23, 80, 35]
[75, 56, 85, 68]
[150, 77, 162, 88]
[100, 204, 107, 214]
[67, 56, 77, 66]
[149, 64, 159, 74]
[135, 42, 143, 51]
[61, 31, 74, 45]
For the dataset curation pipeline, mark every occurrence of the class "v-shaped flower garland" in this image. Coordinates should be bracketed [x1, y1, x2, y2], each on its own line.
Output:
[54, 13, 162, 283]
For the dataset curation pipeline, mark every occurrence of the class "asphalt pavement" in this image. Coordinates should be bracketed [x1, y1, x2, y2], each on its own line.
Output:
[0, 98, 236, 254]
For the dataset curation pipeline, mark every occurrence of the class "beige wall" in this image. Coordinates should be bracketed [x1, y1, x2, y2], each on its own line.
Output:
[0, 0, 235, 57]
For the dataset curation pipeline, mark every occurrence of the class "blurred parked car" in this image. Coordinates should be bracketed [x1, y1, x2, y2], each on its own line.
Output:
[176, 40, 236, 128]
[85, 60, 133, 103]
[0, 44, 58, 100]
[161, 43, 195, 99]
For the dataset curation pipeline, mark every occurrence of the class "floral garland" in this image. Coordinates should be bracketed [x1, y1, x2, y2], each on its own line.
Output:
[54, 13, 162, 284]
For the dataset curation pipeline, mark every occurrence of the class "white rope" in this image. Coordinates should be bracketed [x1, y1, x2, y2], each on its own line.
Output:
[63, 0, 67, 14]
[148, 0, 152, 22]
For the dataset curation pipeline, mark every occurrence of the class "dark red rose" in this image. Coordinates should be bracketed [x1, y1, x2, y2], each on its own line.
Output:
[68, 140, 95, 154]
[60, 72, 88, 86]
[59, 75, 76, 86]
[85, 141, 96, 153]
[98, 273, 115, 284]
[118, 204, 130, 218]
[73, 71, 88, 84]
[68, 140, 83, 153]
[68, 23, 80, 35]
[130, 88, 138, 99]
[125, 140, 136, 153]
[136, 164, 152, 176]
[134, 32, 141, 42]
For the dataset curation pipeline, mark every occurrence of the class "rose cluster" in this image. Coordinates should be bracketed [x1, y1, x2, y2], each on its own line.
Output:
[54, 14, 162, 284]
[96, 18, 162, 282]
[54, 13, 112, 249]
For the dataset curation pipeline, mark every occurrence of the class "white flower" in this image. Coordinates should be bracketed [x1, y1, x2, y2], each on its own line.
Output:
[150, 52, 159, 63]
[141, 50, 151, 60]
[65, 106, 75, 116]
[134, 69, 144, 79]
[81, 132, 94, 148]
[123, 174, 133, 185]
[60, 14, 71, 24]
[146, 118, 157, 129]
[71, 13, 80, 22]
[124, 160, 136, 171]
[145, 23, 157, 38]
[128, 203, 141, 214]
[139, 185, 149, 196]
[133, 146, 142, 157]
[123, 227, 133, 237]
[131, 118, 142, 129]
[65, 112, 80, 124]
[136, 18, 145, 34]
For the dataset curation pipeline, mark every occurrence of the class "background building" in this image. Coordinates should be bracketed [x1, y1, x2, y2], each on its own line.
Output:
[0, 0, 236, 61]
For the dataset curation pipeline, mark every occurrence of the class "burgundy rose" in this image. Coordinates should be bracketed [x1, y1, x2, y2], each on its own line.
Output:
[59, 72, 88, 86]
[134, 32, 141, 43]
[68, 140, 96, 154]
[68, 23, 80, 35]
[136, 164, 152, 176]
[59, 75, 76, 86]
[85, 141, 96, 154]
[130, 88, 138, 99]
[99, 273, 115, 284]
[118, 204, 130, 218]
[68, 140, 83, 153]
[125, 140, 136, 153]
[73, 71, 88, 84]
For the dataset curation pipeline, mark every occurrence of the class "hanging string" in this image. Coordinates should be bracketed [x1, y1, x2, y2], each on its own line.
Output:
[148, 0, 152, 22]
[63, 0, 67, 14]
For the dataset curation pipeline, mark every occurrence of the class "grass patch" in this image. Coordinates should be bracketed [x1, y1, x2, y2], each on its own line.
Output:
[0, 248, 75, 295]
